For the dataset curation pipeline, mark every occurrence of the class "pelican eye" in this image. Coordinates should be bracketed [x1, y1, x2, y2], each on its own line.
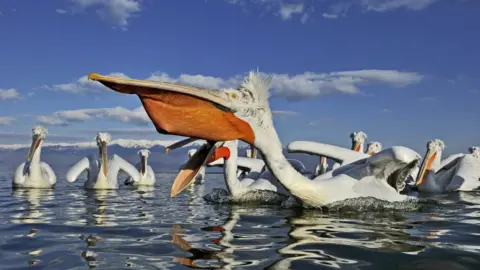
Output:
[228, 92, 239, 100]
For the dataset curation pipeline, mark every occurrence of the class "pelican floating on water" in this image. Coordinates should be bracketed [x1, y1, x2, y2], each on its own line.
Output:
[415, 139, 480, 193]
[66, 132, 139, 189]
[13, 126, 56, 189]
[89, 70, 422, 207]
[351, 131, 367, 152]
[125, 149, 156, 186]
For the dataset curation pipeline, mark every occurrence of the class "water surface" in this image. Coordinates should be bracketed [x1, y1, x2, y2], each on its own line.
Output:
[0, 172, 479, 269]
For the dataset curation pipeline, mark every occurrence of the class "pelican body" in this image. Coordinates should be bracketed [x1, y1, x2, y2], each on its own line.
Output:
[66, 132, 139, 189]
[13, 126, 56, 189]
[90, 70, 422, 207]
[415, 140, 480, 192]
[125, 149, 156, 186]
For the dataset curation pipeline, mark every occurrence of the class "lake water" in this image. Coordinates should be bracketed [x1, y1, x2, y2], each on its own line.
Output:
[0, 171, 480, 269]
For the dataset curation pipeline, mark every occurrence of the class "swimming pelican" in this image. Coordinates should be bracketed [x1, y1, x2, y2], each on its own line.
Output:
[13, 126, 56, 189]
[124, 149, 156, 186]
[66, 132, 139, 189]
[89, 70, 421, 207]
[415, 140, 480, 192]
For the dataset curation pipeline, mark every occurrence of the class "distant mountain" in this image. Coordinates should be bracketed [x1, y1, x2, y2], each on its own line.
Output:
[0, 139, 321, 176]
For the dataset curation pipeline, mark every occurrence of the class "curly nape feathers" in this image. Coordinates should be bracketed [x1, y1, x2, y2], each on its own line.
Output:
[237, 70, 274, 130]
[427, 139, 445, 152]
[350, 131, 367, 142]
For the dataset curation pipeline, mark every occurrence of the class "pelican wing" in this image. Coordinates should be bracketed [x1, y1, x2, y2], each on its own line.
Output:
[13, 162, 27, 186]
[287, 141, 368, 164]
[446, 155, 480, 191]
[40, 162, 57, 185]
[147, 165, 156, 184]
[438, 153, 464, 172]
[111, 154, 140, 183]
[66, 157, 90, 183]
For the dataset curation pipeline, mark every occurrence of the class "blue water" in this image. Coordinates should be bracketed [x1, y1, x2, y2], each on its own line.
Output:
[0, 171, 480, 269]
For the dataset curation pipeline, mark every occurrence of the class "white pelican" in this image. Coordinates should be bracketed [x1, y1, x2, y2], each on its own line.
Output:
[13, 126, 56, 189]
[313, 156, 328, 177]
[350, 131, 367, 152]
[66, 132, 139, 189]
[415, 139, 480, 192]
[367, 141, 382, 156]
[90, 70, 422, 207]
[124, 149, 156, 186]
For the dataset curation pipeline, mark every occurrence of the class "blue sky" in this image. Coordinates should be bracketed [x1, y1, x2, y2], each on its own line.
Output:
[0, 0, 478, 155]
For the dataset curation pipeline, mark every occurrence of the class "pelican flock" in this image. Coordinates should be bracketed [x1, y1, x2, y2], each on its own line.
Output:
[6, 70, 479, 211]
[66, 132, 139, 189]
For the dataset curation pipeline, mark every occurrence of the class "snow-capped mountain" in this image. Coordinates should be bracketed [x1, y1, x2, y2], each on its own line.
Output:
[0, 138, 207, 151]
[0, 138, 320, 176]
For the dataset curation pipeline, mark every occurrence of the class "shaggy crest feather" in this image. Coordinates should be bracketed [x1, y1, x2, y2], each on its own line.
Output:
[350, 131, 367, 142]
[236, 70, 274, 129]
[427, 139, 445, 152]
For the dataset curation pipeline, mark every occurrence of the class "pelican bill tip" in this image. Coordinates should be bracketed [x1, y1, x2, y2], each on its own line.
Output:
[88, 73, 102, 81]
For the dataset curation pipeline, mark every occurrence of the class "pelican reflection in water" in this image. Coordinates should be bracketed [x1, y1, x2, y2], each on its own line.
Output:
[11, 188, 55, 224]
[171, 207, 277, 269]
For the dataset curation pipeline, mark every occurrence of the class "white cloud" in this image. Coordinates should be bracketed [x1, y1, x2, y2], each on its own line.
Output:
[225, 0, 446, 22]
[38, 106, 150, 126]
[0, 88, 22, 100]
[279, 3, 304, 20]
[322, 13, 338, 19]
[71, 0, 141, 28]
[43, 72, 128, 93]
[0, 116, 15, 125]
[47, 69, 423, 100]
[383, 108, 392, 113]
[37, 115, 68, 126]
[56, 8, 67, 14]
[272, 110, 300, 116]
[360, 0, 441, 12]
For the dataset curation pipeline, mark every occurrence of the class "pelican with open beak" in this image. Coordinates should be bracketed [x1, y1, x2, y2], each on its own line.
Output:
[88, 70, 422, 207]
[66, 132, 140, 189]
[13, 125, 57, 188]
[125, 149, 156, 186]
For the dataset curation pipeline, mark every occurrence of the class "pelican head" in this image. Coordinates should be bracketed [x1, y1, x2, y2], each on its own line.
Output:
[27, 125, 48, 162]
[416, 139, 445, 186]
[95, 132, 112, 176]
[367, 141, 382, 156]
[469, 146, 480, 159]
[350, 131, 367, 152]
[138, 149, 151, 175]
[88, 70, 293, 196]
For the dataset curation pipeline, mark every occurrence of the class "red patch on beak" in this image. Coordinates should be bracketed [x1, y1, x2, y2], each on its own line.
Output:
[208, 147, 231, 163]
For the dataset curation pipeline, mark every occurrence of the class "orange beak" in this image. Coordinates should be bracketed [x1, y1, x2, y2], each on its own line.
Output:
[416, 149, 437, 186]
[208, 147, 231, 163]
[88, 73, 255, 144]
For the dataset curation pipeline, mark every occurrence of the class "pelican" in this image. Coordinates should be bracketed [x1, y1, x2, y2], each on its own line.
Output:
[13, 126, 56, 189]
[124, 149, 156, 186]
[415, 140, 480, 192]
[66, 132, 139, 189]
[367, 141, 382, 156]
[351, 131, 367, 152]
[88, 70, 422, 207]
